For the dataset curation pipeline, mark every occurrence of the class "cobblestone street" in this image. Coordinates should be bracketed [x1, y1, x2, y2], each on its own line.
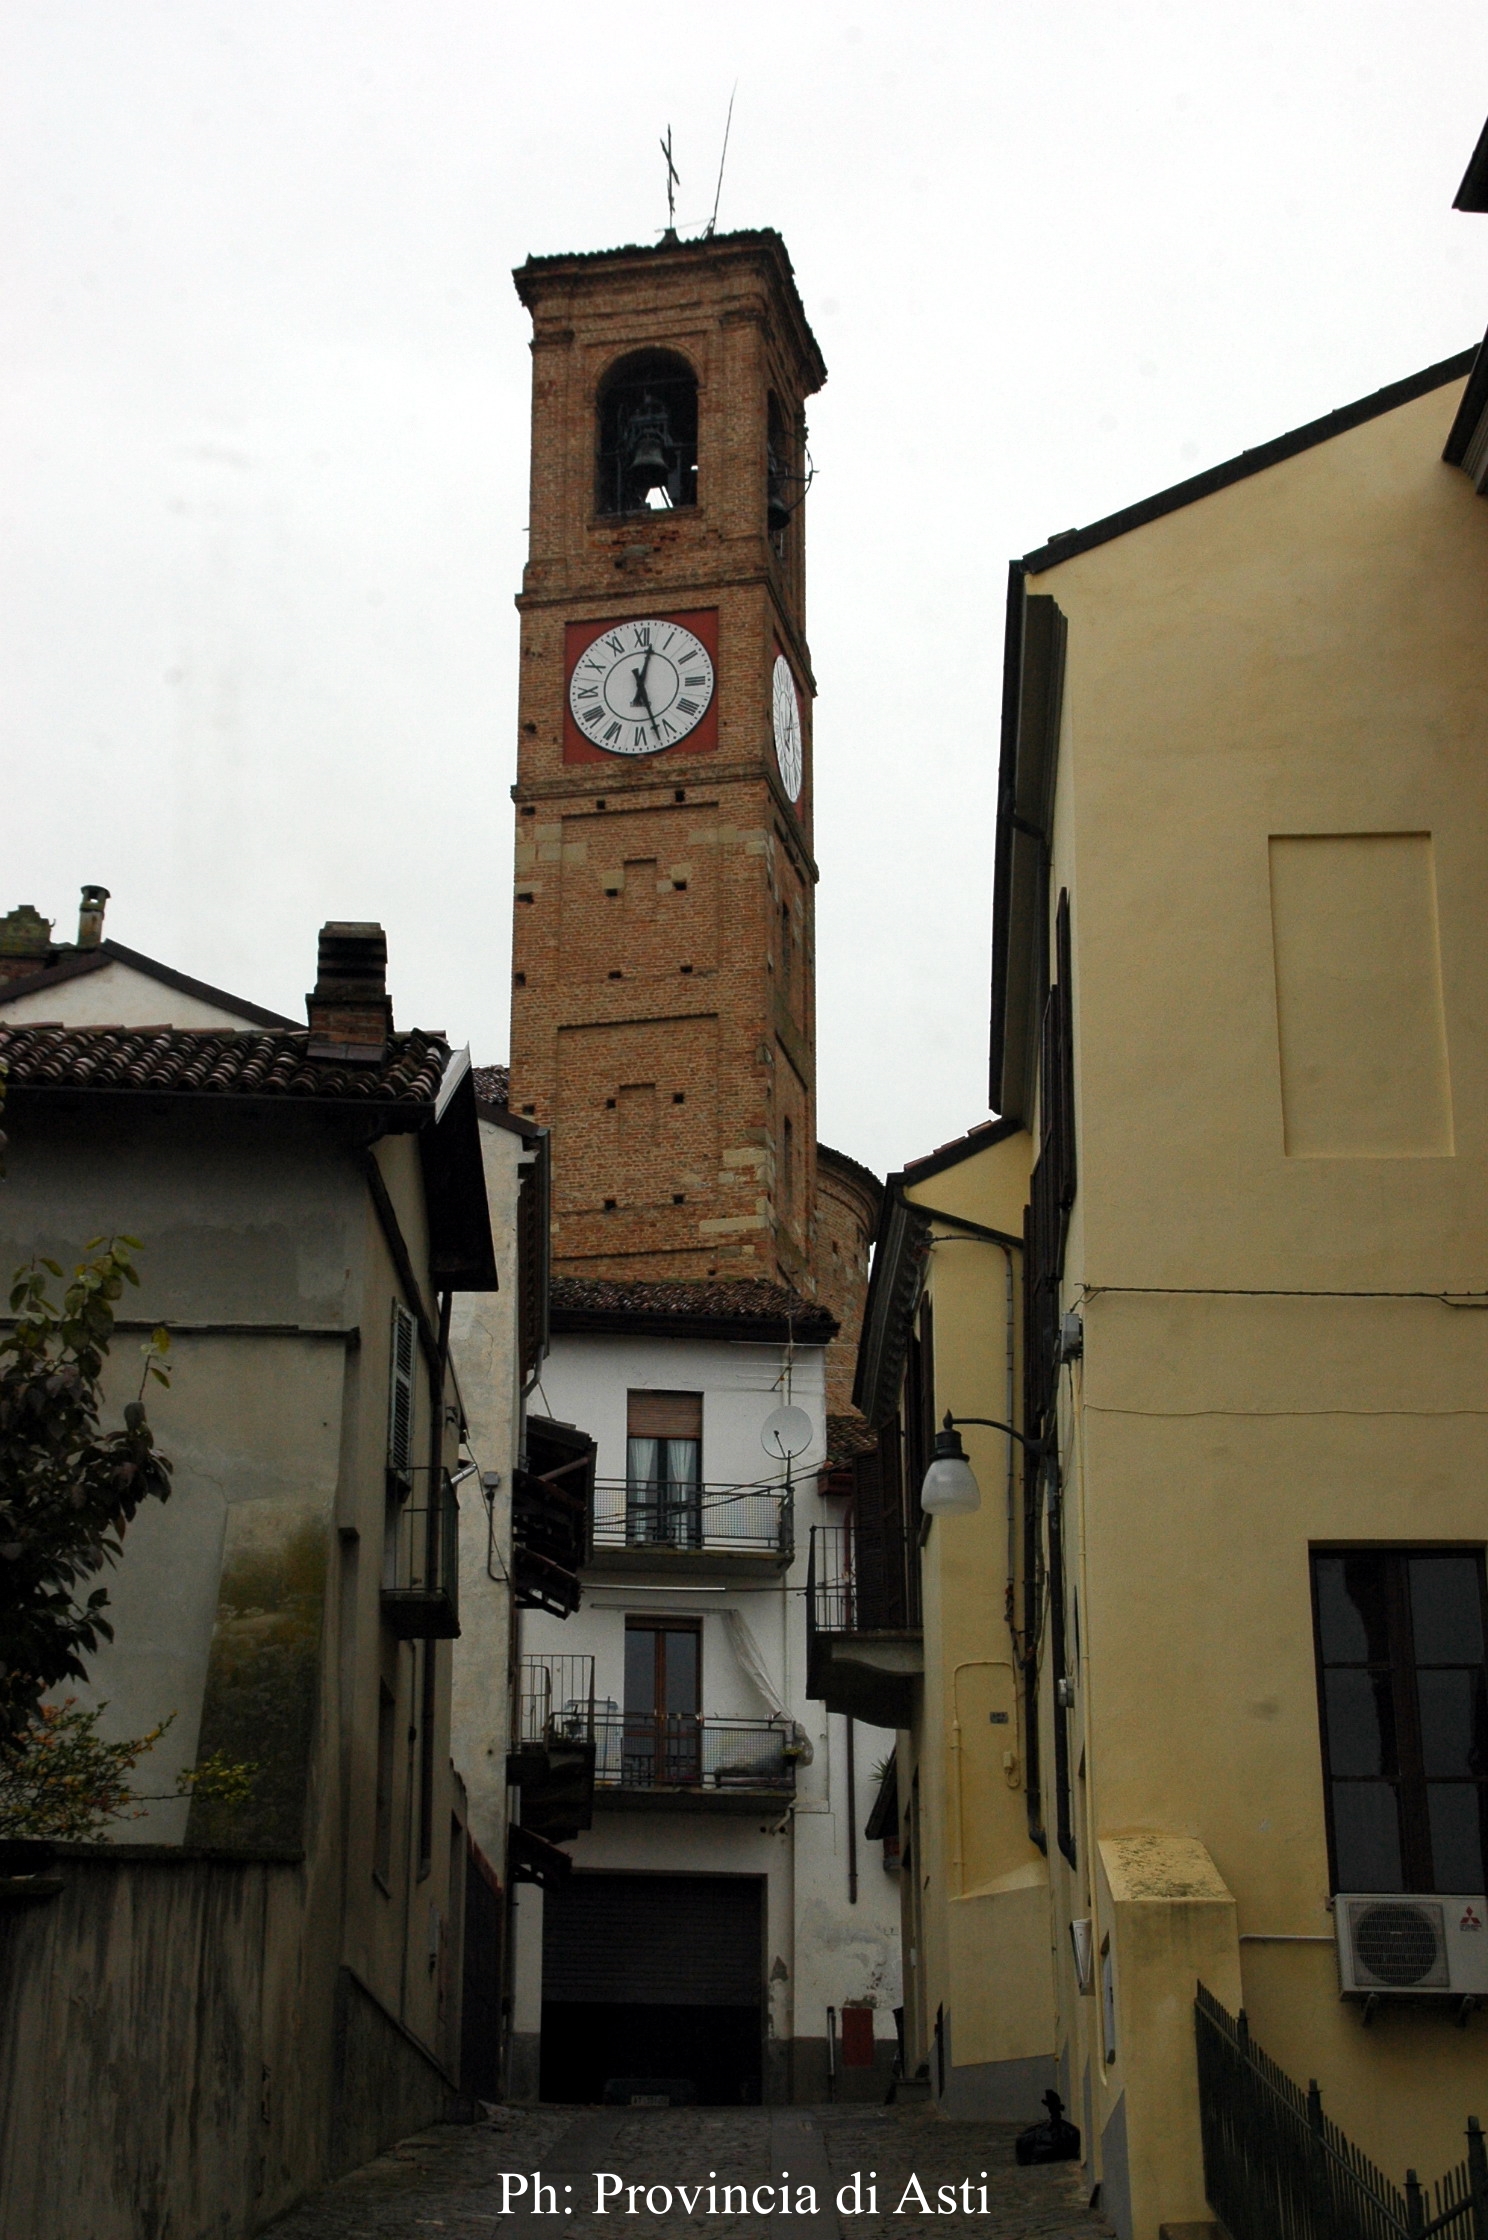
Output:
[263, 2103, 1115, 2240]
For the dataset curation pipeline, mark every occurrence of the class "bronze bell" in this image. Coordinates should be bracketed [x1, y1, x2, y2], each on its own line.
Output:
[766, 447, 792, 534]
[624, 399, 673, 500]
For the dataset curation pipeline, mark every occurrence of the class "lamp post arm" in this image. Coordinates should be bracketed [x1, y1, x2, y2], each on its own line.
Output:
[942, 1411, 1047, 1460]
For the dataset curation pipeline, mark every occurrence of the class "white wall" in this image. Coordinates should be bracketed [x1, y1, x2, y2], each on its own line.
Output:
[0, 954, 276, 1028]
[521, 1327, 902, 2058]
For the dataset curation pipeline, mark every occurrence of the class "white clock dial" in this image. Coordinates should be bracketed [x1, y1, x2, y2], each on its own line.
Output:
[568, 618, 715, 757]
[772, 654, 803, 802]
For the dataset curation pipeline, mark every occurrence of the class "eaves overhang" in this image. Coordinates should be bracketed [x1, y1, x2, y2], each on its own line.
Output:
[851, 1180, 932, 1429]
[0, 939, 298, 1029]
[419, 1061, 500, 1293]
[992, 349, 1478, 1123]
[1021, 349, 1475, 576]
[1443, 320, 1488, 483]
[1454, 118, 1488, 212]
[989, 578, 1066, 1123]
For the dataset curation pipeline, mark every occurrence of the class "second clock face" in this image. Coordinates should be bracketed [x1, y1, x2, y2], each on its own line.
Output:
[568, 618, 716, 757]
[772, 654, 803, 802]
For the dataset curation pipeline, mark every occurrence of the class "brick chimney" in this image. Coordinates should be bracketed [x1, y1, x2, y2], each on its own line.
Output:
[0, 903, 56, 989]
[305, 922, 393, 1064]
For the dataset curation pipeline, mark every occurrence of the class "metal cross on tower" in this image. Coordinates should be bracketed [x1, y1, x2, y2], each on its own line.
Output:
[660, 126, 679, 236]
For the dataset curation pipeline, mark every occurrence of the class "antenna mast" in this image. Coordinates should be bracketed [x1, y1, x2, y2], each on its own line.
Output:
[706, 85, 737, 237]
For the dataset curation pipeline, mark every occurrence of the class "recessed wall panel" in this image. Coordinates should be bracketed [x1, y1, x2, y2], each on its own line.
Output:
[1268, 833, 1453, 1158]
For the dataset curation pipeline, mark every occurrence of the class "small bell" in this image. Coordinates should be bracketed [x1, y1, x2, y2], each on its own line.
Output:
[766, 446, 792, 534]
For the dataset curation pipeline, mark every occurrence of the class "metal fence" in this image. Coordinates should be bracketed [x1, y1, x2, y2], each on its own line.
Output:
[1195, 1984, 1488, 2240]
[518, 1655, 597, 1747]
[592, 1714, 797, 1795]
[591, 1477, 792, 1555]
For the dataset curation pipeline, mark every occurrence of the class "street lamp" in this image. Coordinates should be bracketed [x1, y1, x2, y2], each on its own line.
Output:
[920, 1411, 1050, 1517]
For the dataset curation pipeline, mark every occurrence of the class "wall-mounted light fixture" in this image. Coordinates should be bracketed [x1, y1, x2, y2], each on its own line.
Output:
[920, 1411, 1051, 1517]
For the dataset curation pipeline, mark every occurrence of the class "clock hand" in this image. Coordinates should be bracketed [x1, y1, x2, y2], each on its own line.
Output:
[629, 650, 661, 731]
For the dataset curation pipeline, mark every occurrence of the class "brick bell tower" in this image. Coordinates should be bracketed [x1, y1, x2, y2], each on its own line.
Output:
[507, 232, 826, 1293]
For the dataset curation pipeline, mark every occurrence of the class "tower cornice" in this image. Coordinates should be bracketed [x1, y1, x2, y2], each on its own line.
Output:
[513, 229, 827, 397]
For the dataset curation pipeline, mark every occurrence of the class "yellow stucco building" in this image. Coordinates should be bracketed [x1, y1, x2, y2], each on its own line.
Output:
[849, 1119, 1051, 2117]
[848, 330, 1488, 2239]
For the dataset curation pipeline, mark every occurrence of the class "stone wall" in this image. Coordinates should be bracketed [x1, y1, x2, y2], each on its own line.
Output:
[0, 1846, 454, 2240]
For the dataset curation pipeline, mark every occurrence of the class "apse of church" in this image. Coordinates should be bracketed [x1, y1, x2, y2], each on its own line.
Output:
[507, 232, 826, 1292]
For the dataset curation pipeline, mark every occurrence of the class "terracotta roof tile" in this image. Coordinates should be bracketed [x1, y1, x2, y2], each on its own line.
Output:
[472, 1062, 509, 1109]
[550, 1275, 837, 1343]
[824, 1412, 880, 1466]
[0, 1022, 450, 1107]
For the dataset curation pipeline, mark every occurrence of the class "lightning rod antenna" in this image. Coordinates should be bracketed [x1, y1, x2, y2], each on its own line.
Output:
[706, 84, 737, 237]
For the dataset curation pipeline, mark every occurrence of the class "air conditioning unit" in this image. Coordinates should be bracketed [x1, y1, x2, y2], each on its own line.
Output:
[1335, 1894, 1488, 1996]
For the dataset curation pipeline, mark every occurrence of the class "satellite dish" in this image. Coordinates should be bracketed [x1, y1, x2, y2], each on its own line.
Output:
[761, 1404, 813, 1462]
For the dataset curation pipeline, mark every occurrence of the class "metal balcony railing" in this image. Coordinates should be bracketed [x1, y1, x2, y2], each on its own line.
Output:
[590, 1477, 793, 1556]
[381, 1480, 459, 1639]
[519, 1654, 599, 1747]
[808, 1522, 921, 1637]
[592, 1714, 798, 1795]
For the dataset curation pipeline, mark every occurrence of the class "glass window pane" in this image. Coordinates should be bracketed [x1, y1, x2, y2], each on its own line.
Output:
[1409, 1558, 1485, 1667]
[1332, 1781, 1403, 1890]
[1417, 1669, 1487, 1778]
[1324, 1670, 1396, 1776]
[1427, 1784, 1487, 1894]
[626, 1439, 661, 1545]
[627, 1436, 660, 1488]
[665, 1438, 700, 1493]
[1316, 1554, 1392, 1665]
[662, 1628, 699, 1716]
[625, 1627, 656, 1714]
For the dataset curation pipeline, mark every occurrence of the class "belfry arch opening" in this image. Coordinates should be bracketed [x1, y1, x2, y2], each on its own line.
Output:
[596, 350, 698, 516]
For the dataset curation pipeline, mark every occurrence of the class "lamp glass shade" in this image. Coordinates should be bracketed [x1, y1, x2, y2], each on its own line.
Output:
[920, 1452, 981, 1515]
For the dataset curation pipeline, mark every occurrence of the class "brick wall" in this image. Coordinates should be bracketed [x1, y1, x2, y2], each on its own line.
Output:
[815, 1145, 883, 1419]
[507, 234, 829, 1292]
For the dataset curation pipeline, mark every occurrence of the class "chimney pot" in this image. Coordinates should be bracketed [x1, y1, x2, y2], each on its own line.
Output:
[305, 921, 393, 1064]
[77, 885, 110, 950]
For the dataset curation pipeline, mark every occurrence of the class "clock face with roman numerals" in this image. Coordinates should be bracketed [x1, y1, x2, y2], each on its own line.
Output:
[567, 618, 716, 757]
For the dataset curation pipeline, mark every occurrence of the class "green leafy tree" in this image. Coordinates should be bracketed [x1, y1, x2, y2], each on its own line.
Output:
[0, 1239, 173, 1747]
[0, 1699, 256, 1841]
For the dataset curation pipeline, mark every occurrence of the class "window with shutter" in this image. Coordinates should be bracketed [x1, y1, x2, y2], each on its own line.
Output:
[388, 1299, 417, 1489]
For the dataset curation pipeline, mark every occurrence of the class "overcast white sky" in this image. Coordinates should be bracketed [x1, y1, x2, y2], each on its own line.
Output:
[5, 2, 1487, 1181]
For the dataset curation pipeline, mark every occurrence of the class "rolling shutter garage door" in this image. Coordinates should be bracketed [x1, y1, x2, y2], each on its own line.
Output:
[544, 1873, 762, 2005]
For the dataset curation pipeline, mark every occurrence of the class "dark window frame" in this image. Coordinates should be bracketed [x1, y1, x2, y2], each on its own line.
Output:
[623, 1615, 704, 1788]
[1310, 1543, 1488, 1895]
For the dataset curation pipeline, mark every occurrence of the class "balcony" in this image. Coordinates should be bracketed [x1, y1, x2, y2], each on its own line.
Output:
[381, 1481, 459, 1639]
[592, 1713, 799, 1813]
[806, 1524, 922, 1727]
[585, 1477, 793, 1583]
[508, 1654, 596, 1843]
